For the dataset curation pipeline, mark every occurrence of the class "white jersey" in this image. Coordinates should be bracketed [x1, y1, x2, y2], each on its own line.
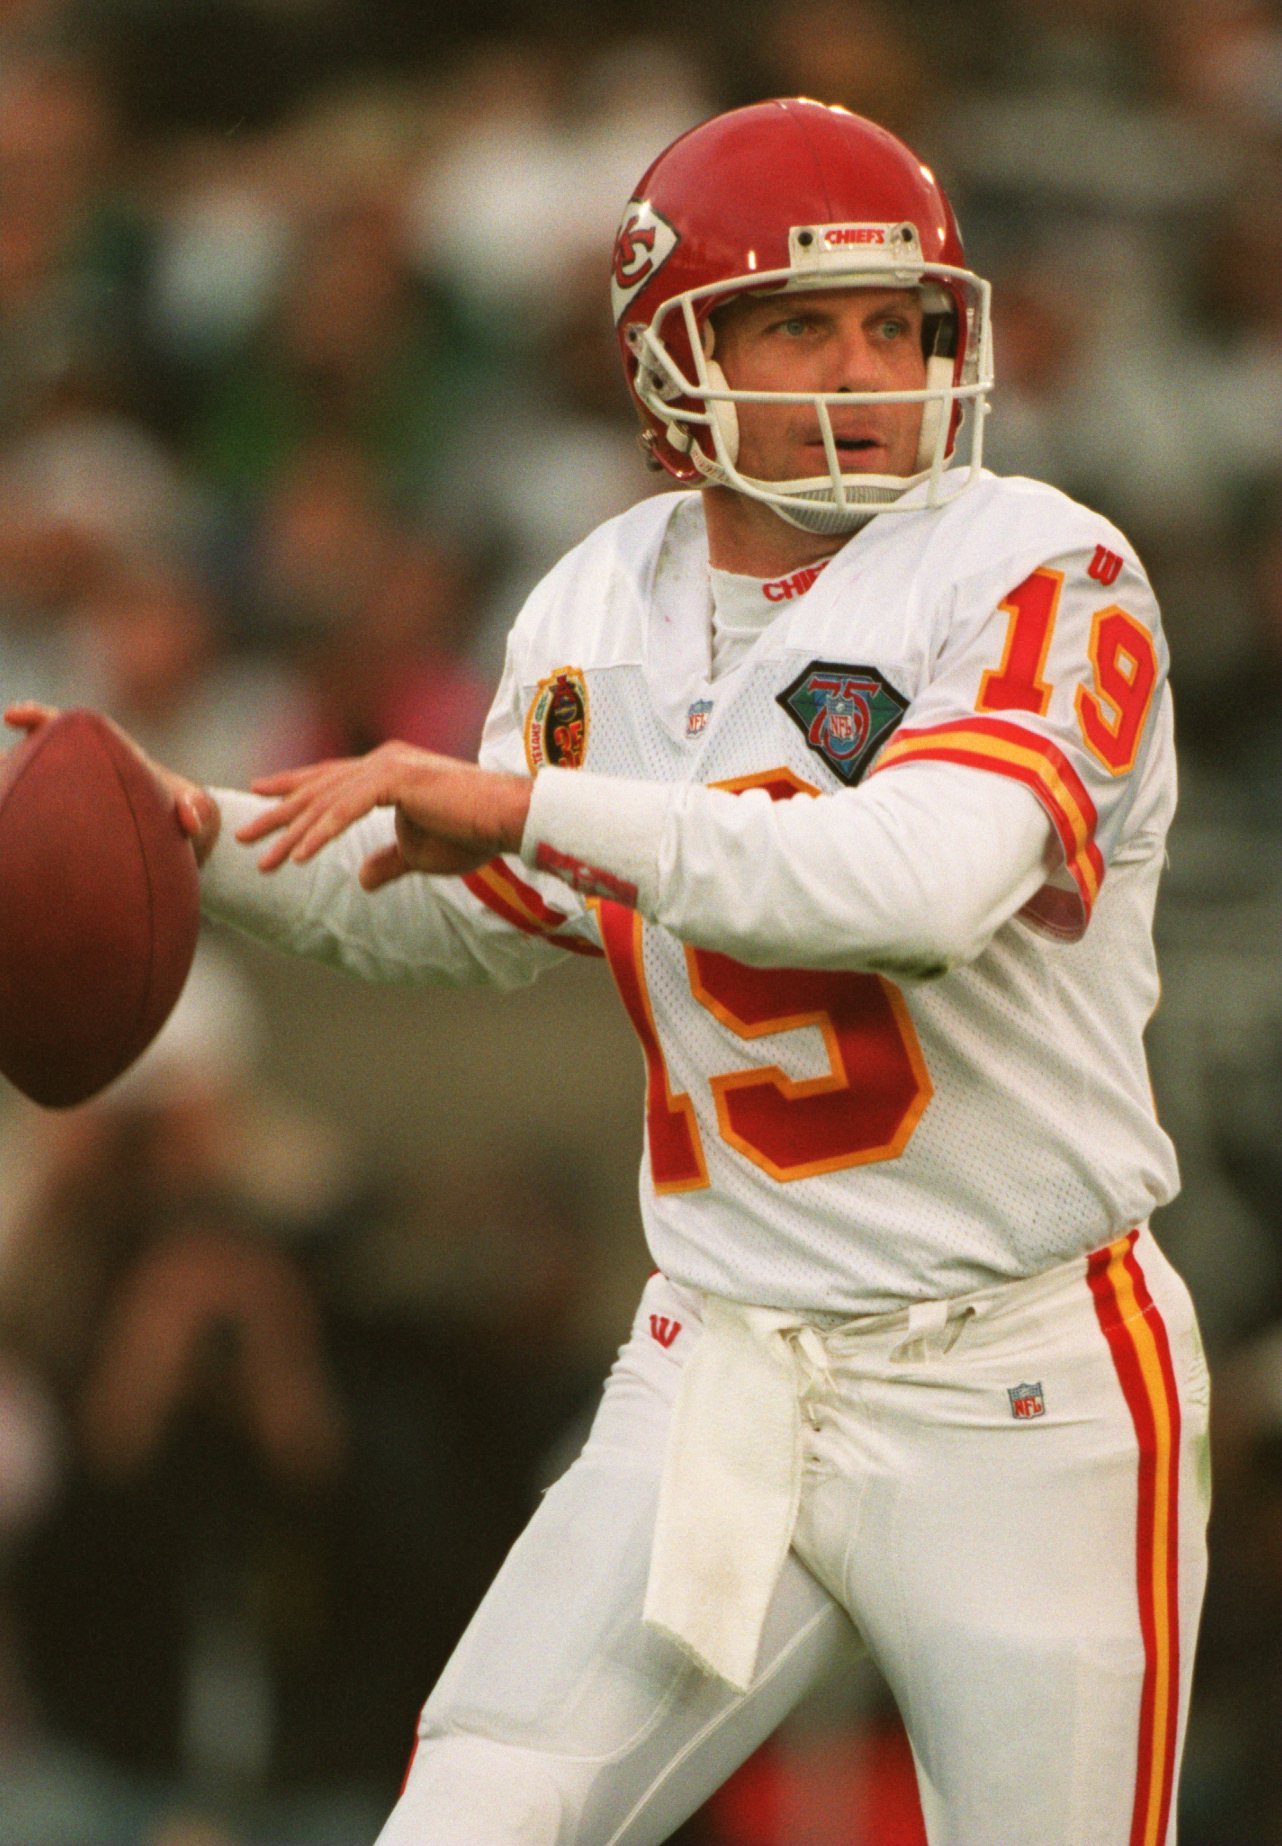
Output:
[203, 471, 1179, 1315]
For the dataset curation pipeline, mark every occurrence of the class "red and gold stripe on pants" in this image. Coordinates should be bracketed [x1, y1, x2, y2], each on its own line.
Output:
[1087, 1231, 1182, 1846]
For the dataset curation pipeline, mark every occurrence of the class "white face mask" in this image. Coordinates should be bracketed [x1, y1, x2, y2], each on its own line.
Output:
[630, 238, 994, 534]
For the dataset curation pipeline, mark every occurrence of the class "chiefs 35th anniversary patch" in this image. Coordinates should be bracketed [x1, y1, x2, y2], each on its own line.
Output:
[777, 660, 908, 786]
[525, 667, 589, 771]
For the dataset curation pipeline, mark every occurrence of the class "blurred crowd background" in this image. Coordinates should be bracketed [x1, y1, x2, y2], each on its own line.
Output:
[0, 0, 1278, 1841]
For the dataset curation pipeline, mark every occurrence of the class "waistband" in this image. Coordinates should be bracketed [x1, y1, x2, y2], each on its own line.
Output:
[675, 1225, 1159, 1350]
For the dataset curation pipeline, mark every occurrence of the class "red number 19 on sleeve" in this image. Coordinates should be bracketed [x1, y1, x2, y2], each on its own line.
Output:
[976, 568, 1062, 717]
[1075, 607, 1158, 775]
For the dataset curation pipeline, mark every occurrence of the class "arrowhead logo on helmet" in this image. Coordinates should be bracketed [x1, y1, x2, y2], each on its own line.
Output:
[610, 202, 679, 325]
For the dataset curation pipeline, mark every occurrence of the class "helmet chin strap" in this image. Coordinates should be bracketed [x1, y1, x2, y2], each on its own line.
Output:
[765, 494, 884, 536]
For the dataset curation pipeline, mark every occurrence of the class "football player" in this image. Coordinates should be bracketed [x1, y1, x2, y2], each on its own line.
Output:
[8, 98, 1209, 1846]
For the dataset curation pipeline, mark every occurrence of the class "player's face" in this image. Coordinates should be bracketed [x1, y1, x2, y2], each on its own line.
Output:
[710, 287, 928, 483]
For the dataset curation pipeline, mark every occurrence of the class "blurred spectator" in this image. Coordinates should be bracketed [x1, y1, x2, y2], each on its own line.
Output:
[456, 252, 665, 672]
[982, 260, 1092, 492]
[0, 47, 149, 432]
[347, 1142, 608, 1510]
[734, 0, 933, 143]
[1150, 0, 1282, 134]
[405, 39, 708, 353]
[0, 341, 216, 728]
[244, 436, 389, 646]
[60, 550, 289, 787]
[0, 949, 501, 1844]
[269, 524, 492, 764]
[187, 189, 486, 514]
[1180, 1323, 1282, 1842]
[146, 132, 299, 392]
[247, 437, 493, 760]
[0, 376, 209, 609]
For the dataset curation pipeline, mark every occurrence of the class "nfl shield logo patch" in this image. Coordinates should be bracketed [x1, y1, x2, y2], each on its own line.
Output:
[685, 698, 713, 738]
[1008, 1382, 1045, 1419]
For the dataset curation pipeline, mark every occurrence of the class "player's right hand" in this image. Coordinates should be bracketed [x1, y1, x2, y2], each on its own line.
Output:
[240, 741, 532, 886]
[4, 701, 222, 867]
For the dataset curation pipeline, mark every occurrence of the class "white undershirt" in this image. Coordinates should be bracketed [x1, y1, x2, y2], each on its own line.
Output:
[708, 560, 832, 678]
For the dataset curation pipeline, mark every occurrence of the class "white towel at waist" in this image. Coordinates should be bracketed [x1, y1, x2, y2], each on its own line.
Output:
[642, 1295, 825, 1692]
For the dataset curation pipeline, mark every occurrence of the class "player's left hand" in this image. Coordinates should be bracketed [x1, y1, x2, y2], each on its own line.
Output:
[239, 742, 534, 889]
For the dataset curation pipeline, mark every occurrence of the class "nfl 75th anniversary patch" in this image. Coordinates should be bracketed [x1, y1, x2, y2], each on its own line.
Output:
[776, 660, 908, 786]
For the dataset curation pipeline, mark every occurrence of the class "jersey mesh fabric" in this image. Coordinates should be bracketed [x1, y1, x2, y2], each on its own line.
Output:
[492, 482, 1178, 1313]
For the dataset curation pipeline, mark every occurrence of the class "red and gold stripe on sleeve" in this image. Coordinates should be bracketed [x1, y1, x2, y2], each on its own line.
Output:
[870, 716, 1105, 922]
[1087, 1230, 1183, 1846]
[462, 857, 603, 957]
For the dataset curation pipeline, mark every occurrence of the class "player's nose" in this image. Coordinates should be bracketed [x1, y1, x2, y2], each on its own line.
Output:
[829, 322, 886, 394]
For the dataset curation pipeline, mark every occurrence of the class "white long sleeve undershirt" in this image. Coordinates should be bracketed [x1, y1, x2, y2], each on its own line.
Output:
[200, 789, 557, 990]
[200, 761, 1057, 991]
[521, 759, 1058, 981]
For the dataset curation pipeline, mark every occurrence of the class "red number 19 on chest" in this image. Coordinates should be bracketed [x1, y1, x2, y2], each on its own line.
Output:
[596, 771, 932, 1192]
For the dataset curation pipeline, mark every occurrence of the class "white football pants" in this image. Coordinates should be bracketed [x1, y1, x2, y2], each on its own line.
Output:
[377, 1227, 1209, 1846]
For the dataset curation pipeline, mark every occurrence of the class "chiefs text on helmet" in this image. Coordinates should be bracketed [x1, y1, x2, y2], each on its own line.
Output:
[611, 99, 993, 535]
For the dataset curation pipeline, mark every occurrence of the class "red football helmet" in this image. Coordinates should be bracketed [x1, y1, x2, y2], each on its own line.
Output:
[611, 99, 992, 533]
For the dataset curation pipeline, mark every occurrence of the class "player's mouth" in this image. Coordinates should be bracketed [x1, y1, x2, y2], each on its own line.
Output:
[803, 434, 887, 469]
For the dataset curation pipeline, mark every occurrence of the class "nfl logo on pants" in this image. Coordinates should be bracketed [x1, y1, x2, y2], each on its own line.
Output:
[1008, 1381, 1045, 1419]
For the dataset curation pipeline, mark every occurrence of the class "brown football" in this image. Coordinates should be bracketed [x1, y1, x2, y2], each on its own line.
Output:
[0, 710, 200, 1108]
